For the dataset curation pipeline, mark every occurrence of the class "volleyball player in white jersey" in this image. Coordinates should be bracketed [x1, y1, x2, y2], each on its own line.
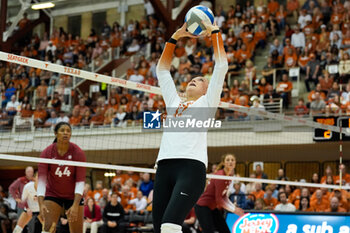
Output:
[153, 21, 228, 233]
[13, 173, 41, 233]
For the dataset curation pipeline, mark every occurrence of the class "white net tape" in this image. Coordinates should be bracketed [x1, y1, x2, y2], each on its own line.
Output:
[0, 154, 349, 190]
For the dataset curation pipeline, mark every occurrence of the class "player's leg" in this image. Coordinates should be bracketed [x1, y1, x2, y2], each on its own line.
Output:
[161, 159, 206, 233]
[152, 160, 176, 233]
[42, 199, 62, 233]
[67, 206, 84, 233]
[194, 205, 216, 233]
[13, 211, 32, 233]
[212, 209, 230, 233]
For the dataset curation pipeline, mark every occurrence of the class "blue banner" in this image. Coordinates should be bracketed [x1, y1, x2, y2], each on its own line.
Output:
[226, 212, 350, 233]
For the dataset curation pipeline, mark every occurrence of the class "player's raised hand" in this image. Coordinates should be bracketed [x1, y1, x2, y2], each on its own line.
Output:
[172, 23, 199, 40]
[201, 20, 220, 37]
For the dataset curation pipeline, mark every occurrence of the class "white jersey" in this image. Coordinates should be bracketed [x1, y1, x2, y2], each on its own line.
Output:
[22, 182, 39, 212]
[156, 32, 228, 167]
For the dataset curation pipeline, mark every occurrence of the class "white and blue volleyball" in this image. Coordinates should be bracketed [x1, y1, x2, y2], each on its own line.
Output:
[185, 5, 214, 36]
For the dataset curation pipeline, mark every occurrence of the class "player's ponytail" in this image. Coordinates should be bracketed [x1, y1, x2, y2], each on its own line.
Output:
[53, 122, 72, 143]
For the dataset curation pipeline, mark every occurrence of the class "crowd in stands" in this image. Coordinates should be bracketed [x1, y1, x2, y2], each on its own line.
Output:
[0, 162, 350, 233]
[1, 0, 350, 129]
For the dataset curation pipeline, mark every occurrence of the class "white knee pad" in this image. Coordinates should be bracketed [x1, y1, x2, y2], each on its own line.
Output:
[161, 223, 182, 233]
[13, 225, 23, 233]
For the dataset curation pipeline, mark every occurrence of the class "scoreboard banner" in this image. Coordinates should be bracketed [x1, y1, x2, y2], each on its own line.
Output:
[313, 116, 350, 141]
[226, 212, 350, 233]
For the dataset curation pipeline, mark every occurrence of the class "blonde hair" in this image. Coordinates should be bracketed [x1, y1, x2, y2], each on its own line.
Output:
[215, 154, 236, 172]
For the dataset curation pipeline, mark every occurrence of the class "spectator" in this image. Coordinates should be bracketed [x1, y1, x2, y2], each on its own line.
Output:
[310, 91, 326, 115]
[2, 82, 16, 108]
[298, 9, 312, 29]
[255, 164, 268, 180]
[127, 39, 140, 53]
[88, 180, 104, 202]
[294, 98, 308, 116]
[335, 164, 350, 185]
[91, 108, 105, 126]
[264, 185, 278, 210]
[310, 189, 329, 212]
[44, 111, 58, 127]
[254, 198, 266, 210]
[99, 188, 110, 211]
[9, 166, 34, 215]
[291, 26, 305, 51]
[298, 196, 314, 212]
[251, 183, 265, 200]
[269, 38, 283, 55]
[5, 95, 20, 116]
[326, 197, 346, 213]
[139, 173, 153, 197]
[83, 197, 103, 233]
[229, 182, 247, 209]
[321, 166, 335, 184]
[18, 13, 30, 30]
[0, 204, 15, 233]
[102, 192, 126, 233]
[70, 108, 82, 127]
[128, 191, 147, 213]
[56, 111, 69, 123]
[114, 106, 127, 127]
[275, 192, 296, 212]
[74, 98, 90, 117]
[128, 69, 144, 83]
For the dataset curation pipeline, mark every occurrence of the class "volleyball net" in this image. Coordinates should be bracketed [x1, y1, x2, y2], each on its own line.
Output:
[0, 51, 349, 194]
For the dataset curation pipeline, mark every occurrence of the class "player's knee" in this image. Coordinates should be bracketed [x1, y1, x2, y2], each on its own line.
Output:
[161, 223, 182, 233]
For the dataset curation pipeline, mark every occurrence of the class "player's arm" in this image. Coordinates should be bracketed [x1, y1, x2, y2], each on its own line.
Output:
[66, 147, 86, 222]
[156, 23, 195, 106]
[9, 178, 21, 202]
[203, 21, 229, 107]
[37, 148, 49, 221]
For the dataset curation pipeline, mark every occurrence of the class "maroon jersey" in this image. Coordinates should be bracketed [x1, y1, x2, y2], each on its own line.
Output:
[38, 142, 86, 199]
[196, 169, 231, 210]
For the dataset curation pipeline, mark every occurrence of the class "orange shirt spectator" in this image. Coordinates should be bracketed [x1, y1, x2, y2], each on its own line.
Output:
[251, 183, 265, 200]
[284, 51, 298, 68]
[276, 9, 287, 23]
[331, 13, 343, 25]
[268, 0, 279, 15]
[18, 14, 30, 29]
[33, 107, 47, 121]
[287, 0, 299, 13]
[36, 81, 48, 99]
[298, 55, 310, 68]
[325, 197, 347, 212]
[254, 30, 267, 43]
[236, 45, 252, 64]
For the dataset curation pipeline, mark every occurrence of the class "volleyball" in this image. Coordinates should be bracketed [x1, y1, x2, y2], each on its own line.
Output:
[185, 5, 214, 36]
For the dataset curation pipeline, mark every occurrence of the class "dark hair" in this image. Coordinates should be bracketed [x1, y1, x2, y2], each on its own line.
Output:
[299, 196, 310, 210]
[87, 197, 96, 219]
[278, 192, 287, 202]
[53, 122, 72, 143]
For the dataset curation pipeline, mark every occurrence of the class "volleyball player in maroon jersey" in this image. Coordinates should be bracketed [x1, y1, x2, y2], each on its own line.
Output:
[37, 122, 86, 233]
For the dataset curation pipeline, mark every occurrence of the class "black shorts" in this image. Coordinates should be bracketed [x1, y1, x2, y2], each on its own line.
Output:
[44, 196, 84, 209]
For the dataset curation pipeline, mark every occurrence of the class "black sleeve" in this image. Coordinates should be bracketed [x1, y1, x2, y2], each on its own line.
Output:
[102, 203, 109, 222]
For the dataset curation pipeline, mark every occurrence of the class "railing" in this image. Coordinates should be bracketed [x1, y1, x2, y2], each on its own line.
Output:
[262, 98, 283, 114]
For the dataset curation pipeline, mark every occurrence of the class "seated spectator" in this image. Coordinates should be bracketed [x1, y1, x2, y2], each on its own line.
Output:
[335, 164, 350, 185]
[119, 185, 134, 214]
[310, 189, 329, 212]
[251, 183, 265, 200]
[269, 38, 283, 55]
[127, 39, 141, 54]
[298, 196, 314, 212]
[128, 69, 144, 83]
[318, 71, 334, 94]
[229, 182, 247, 209]
[33, 103, 47, 127]
[0, 204, 15, 233]
[128, 191, 147, 214]
[254, 198, 266, 210]
[284, 47, 298, 69]
[326, 197, 347, 213]
[88, 180, 104, 202]
[99, 188, 110, 211]
[56, 111, 69, 123]
[36, 80, 48, 100]
[332, 189, 349, 211]
[308, 84, 326, 103]
[104, 108, 115, 125]
[102, 192, 126, 233]
[83, 197, 103, 233]
[74, 98, 90, 117]
[139, 173, 153, 197]
[91, 107, 104, 126]
[5, 95, 20, 116]
[44, 111, 58, 127]
[275, 192, 296, 212]
[2, 82, 16, 108]
[264, 185, 278, 210]
[70, 108, 82, 126]
[327, 82, 340, 101]
[294, 98, 308, 116]
[114, 106, 127, 127]
[321, 166, 335, 184]
[20, 104, 33, 118]
[310, 91, 326, 115]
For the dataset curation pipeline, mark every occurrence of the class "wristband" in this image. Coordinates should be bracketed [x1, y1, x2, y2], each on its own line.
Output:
[211, 30, 220, 34]
[168, 38, 177, 44]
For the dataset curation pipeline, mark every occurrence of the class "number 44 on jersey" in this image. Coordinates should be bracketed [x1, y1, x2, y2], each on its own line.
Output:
[55, 166, 71, 177]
